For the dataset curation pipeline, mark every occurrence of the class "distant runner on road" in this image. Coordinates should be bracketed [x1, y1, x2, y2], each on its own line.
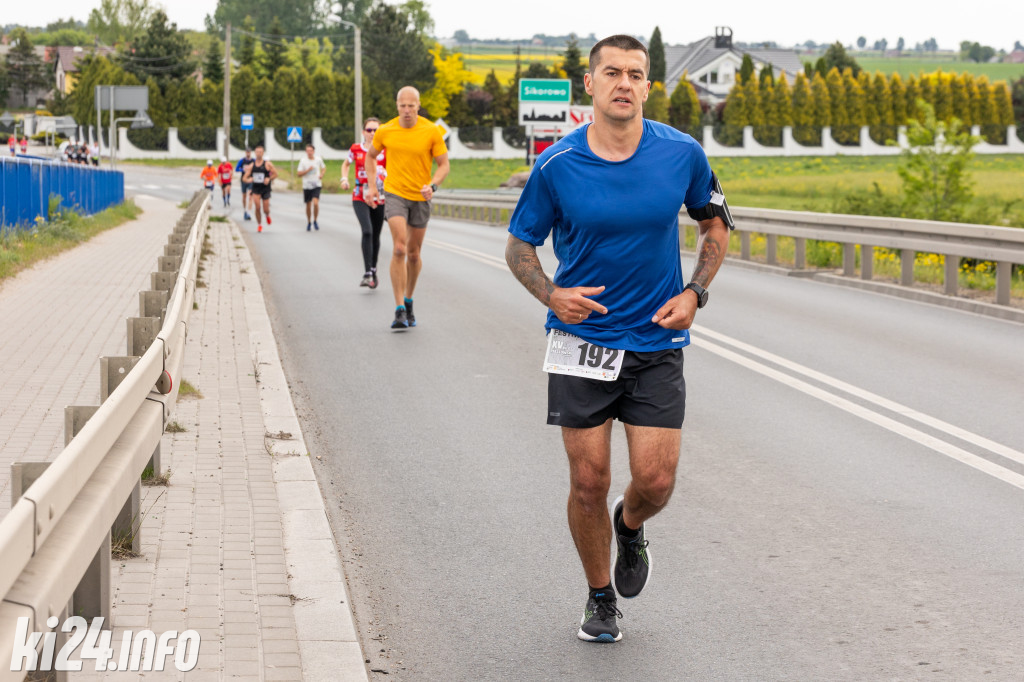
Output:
[341, 117, 387, 288]
[363, 86, 450, 330]
[505, 34, 733, 644]
[296, 143, 327, 232]
[242, 145, 276, 233]
[217, 156, 233, 208]
[200, 160, 218, 194]
[236, 148, 255, 220]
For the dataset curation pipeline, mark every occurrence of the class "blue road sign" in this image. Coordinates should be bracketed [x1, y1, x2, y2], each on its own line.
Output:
[286, 126, 303, 143]
[240, 114, 254, 130]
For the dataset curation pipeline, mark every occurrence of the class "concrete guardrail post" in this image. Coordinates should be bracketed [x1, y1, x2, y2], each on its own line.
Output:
[740, 232, 751, 261]
[766, 234, 778, 266]
[995, 261, 1011, 306]
[794, 238, 806, 270]
[140, 290, 168, 322]
[944, 255, 959, 296]
[61, 406, 112, 630]
[843, 244, 856, 277]
[127, 317, 160, 357]
[861, 245, 874, 280]
[151, 271, 175, 292]
[901, 249, 915, 286]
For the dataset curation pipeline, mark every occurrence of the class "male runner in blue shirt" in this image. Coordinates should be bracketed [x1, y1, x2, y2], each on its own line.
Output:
[506, 34, 733, 644]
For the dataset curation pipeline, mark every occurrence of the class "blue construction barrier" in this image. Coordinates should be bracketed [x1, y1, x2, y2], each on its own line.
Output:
[0, 157, 125, 228]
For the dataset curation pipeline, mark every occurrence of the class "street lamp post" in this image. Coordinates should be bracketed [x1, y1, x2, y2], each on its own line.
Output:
[335, 18, 362, 145]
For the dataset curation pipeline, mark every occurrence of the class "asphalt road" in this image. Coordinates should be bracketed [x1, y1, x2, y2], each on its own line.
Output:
[127, 168, 1024, 681]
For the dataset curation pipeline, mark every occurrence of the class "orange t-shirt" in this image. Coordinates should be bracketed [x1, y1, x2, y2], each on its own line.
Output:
[200, 167, 218, 185]
[372, 116, 447, 202]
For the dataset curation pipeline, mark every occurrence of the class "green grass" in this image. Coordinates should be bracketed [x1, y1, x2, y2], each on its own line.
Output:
[177, 379, 203, 399]
[275, 158, 530, 192]
[855, 57, 1024, 82]
[0, 200, 142, 281]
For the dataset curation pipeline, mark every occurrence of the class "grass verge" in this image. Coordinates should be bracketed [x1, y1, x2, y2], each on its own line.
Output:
[0, 199, 142, 282]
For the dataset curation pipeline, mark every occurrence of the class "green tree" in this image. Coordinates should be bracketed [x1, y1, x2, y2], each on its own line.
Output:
[898, 100, 979, 221]
[523, 62, 555, 79]
[230, 65, 257, 128]
[869, 71, 895, 142]
[260, 18, 288, 77]
[759, 64, 774, 88]
[809, 71, 831, 144]
[817, 42, 860, 78]
[236, 18, 257, 70]
[120, 10, 194, 88]
[932, 72, 953, 122]
[769, 73, 793, 141]
[0, 62, 10, 107]
[310, 69, 338, 128]
[561, 37, 587, 104]
[889, 73, 906, 125]
[903, 76, 919, 123]
[144, 76, 167, 126]
[203, 36, 224, 84]
[825, 67, 851, 143]
[361, 2, 435, 93]
[87, 0, 157, 46]
[400, 0, 435, 38]
[645, 82, 669, 122]
[268, 66, 298, 127]
[738, 54, 755, 85]
[791, 71, 816, 145]
[209, 0, 327, 37]
[4, 28, 48, 107]
[951, 73, 972, 127]
[668, 73, 702, 133]
[648, 27, 666, 84]
[721, 83, 747, 145]
[1011, 76, 1024, 133]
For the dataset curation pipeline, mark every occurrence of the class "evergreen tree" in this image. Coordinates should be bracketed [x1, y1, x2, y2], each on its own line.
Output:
[791, 71, 816, 145]
[975, 75, 995, 141]
[873, 71, 895, 142]
[561, 37, 587, 104]
[747, 79, 771, 145]
[203, 36, 224, 84]
[199, 80, 223, 126]
[721, 84, 748, 145]
[932, 71, 953, 122]
[739, 54, 755, 85]
[269, 66, 297, 127]
[120, 10, 194, 89]
[310, 69, 338, 128]
[237, 19, 256, 71]
[889, 73, 906, 125]
[523, 62, 554, 79]
[992, 80, 1014, 143]
[668, 73, 702, 133]
[917, 77, 934, 121]
[819, 41, 861, 77]
[5, 28, 48, 107]
[840, 68, 864, 144]
[772, 73, 793, 127]
[1011, 76, 1024, 132]
[361, 2, 436, 93]
[825, 67, 850, 143]
[951, 73, 972, 126]
[648, 27, 666, 84]
[903, 76, 920, 123]
[144, 76, 167, 127]
[252, 77, 274, 131]
[810, 71, 831, 144]
[644, 82, 669, 122]
[759, 64, 775, 88]
[231, 66, 257, 129]
[261, 18, 288, 78]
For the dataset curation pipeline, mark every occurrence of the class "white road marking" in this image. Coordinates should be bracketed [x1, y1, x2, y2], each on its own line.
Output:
[433, 237, 1024, 492]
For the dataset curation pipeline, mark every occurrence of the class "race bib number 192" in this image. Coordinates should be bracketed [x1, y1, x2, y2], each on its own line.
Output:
[543, 329, 624, 381]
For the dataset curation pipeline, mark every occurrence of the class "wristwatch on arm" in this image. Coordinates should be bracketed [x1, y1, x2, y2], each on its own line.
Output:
[683, 282, 708, 309]
[430, 183, 438, 192]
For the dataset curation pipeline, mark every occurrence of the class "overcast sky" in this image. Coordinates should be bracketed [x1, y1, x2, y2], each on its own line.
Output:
[10, 0, 1024, 52]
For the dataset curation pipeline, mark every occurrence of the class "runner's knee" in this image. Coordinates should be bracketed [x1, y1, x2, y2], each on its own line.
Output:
[632, 471, 675, 508]
[570, 467, 611, 508]
[392, 242, 407, 258]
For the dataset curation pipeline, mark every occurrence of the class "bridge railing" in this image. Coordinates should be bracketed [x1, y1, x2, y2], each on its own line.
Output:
[0, 192, 209, 679]
[430, 190, 1024, 309]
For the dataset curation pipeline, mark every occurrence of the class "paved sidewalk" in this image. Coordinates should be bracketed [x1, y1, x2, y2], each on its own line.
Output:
[0, 199, 366, 680]
[0, 195, 170, 515]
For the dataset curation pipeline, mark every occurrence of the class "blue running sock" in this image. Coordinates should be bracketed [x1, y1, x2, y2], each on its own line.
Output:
[404, 297, 413, 306]
[396, 305, 406, 312]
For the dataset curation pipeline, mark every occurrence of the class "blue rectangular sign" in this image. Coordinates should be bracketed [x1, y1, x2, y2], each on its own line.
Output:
[286, 126, 303, 143]
[240, 114, 254, 130]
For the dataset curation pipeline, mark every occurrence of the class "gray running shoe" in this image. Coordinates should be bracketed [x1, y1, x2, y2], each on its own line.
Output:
[577, 589, 622, 642]
[613, 495, 651, 598]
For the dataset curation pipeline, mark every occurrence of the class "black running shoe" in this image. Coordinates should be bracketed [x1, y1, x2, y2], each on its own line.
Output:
[577, 589, 622, 643]
[613, 495, 651, 598]
[391, 308, 409, 331]
[405, 299, 416, 327]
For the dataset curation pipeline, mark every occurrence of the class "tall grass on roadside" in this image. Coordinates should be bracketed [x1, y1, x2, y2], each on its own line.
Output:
[0, 197, 141, 281]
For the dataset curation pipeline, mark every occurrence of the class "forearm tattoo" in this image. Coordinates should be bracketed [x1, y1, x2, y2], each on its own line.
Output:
[506, 238, 555, 305]
[691, 225, 728, 288]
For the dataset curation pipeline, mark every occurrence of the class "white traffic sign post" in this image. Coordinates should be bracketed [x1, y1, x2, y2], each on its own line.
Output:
[518, 79, 571, 165]
[287, 126, 303, 175]
[241, 113, 254, 150]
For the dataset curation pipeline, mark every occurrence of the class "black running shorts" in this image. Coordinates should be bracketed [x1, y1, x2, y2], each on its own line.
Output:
[547, 348, 685, 429]
[251, 183, 271, 198]
[303, 187, 322, 203]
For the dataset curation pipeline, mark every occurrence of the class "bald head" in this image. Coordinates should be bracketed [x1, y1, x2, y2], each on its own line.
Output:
[396, 86, 421, 127]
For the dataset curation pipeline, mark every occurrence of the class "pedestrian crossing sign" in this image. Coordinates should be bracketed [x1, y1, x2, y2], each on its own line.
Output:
[286, 127, 303, 143]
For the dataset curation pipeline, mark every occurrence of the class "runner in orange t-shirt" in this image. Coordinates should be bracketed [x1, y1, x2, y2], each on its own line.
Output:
[200, 160, 218, 194]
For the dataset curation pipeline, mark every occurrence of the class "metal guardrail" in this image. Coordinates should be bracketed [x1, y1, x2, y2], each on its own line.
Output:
[0, 192, 209, 678]
[431, 190, 1024, 307]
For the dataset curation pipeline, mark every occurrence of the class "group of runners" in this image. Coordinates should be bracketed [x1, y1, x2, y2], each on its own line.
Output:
[195, 34, 733, 647]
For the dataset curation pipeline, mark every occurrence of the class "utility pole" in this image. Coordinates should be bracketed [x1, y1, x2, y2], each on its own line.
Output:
[222, 22, 232, 160]
[337, 19, 362, 145]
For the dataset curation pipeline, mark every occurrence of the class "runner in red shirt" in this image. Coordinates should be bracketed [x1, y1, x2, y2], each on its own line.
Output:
[19, 138, 27, 154]
[7, 135, 15, 156]
[217, 156, 234, 208]
[340, 117, 387, 289]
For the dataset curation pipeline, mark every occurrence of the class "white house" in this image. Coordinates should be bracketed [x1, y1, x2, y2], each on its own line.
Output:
[663, 27, 805, 103]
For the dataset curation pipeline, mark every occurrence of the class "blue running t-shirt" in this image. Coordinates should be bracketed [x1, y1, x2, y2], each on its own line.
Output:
[508, 119, 713, 352]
